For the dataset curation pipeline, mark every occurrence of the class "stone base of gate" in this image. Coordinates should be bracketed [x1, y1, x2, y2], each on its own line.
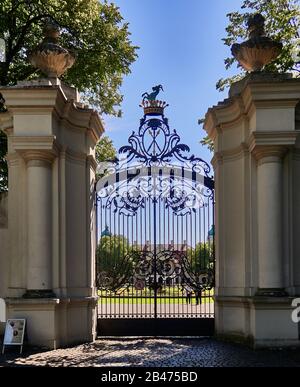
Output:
[215, 296, 299, 349]
[6, 297, 98, 349]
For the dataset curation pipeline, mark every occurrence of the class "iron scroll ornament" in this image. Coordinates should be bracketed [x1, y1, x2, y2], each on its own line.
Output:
[96, 89, 214, 217]
[96, 87, 215, 294]
[118, 116, 212, 177]
[97, 248, 215, 293]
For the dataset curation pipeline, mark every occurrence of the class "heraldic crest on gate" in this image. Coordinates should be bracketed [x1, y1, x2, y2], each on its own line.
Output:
[96, 86, 215, 324]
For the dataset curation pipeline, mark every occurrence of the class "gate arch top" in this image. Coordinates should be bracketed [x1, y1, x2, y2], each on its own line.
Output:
[96, 89, 214, 208]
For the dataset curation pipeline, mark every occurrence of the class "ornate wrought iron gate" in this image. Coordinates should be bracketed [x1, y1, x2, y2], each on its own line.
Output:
[96, 89, 214, 336]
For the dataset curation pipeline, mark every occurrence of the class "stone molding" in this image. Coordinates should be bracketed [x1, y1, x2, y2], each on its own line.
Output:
[251, 145, 287, 164]
[215, 295, 295, 307]
[87, 154, 97, 172]
[11, 135, 56, 151]
[249, 131, 298, 164]
[5, 153, 21, 167]
[213, 142, 249, 166]
[0, 85, 104, 142]
[292, 148, 300, 161]
[204, 76, 300, 141]
[0, 112, 13, 134]
[5, 296, 98, 307]
[21, 150, 58, 167]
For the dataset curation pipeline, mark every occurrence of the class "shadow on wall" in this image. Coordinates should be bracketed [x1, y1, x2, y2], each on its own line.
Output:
[0, 192, 8, 338]
[0, 192, 8, 228]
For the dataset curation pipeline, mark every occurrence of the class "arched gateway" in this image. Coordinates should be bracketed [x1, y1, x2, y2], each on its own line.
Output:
[95, 90, 215, 336]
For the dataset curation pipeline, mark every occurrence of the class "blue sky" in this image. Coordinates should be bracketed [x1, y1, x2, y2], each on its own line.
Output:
[105, 0, 243, 162]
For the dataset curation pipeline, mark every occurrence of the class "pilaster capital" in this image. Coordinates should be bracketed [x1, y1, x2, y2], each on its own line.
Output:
[251, 145, 287, 165]
[22, 150, 57, 167]
[249, 131, 298, 165]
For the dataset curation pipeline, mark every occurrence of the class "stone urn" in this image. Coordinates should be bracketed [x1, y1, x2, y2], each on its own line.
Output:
[27, 20, 75, 78]
[231, 13, 282, 72]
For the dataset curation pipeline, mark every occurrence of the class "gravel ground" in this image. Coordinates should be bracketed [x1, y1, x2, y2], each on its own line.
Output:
[1, 338, 300, 367]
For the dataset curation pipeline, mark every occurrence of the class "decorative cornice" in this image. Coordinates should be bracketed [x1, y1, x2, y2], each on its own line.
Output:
[65, 148, 86, 165]
[248, 131, 299, 164]
[213, 143, 249, 165]
[0, 111, 13, 133]
[0, 86, 104, 143]
[249, 131, 298, 152]
[6, 153, 22, 167]
[11, 136, 58, 164]
[251, 145, 287, 164]
[11, 135, 57, 151]
[204, 96, 246, 138]
[203, 77, 300, 141]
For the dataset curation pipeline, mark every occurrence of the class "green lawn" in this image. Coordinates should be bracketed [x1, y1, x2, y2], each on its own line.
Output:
[98, 288, 214, 305]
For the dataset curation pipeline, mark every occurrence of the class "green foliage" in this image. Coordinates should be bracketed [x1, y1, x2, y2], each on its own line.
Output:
[188, 242, 214, 273]
[217, 0, 300, 92]
[95, 135, 117, 180]
[0, 0, 138, 115]
[198, 118, 214, 152]
[200, 135, 214, 153]
[96, 234, 131, 278]
[0, 0, 137, 191]
[95, 135, 117, 164]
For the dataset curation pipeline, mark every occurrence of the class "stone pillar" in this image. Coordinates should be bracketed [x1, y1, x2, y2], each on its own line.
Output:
[24, 152, 56, 297]
[0, 79, 104, 348]
[204, 73, 300, 348]
[253, 147, 286, 295]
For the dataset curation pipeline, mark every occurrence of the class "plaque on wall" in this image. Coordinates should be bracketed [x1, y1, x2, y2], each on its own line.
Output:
[2, 319, 26, 354]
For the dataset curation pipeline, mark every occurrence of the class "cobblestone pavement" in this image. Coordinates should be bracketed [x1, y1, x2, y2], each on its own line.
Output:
[1, 338, 300, 367]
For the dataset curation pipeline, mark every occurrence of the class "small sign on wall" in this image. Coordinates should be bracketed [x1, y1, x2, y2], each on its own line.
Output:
[2, 319, 26, 354]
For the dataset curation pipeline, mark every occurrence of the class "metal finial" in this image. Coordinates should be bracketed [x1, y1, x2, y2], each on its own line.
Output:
[140, 85, 168, 116]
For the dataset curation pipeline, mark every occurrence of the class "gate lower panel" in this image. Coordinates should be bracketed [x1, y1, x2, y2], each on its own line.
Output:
[97, 318, 214, 337]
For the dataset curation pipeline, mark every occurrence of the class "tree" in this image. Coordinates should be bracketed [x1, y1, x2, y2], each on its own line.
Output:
[96, 135, 117, 164]
[201, 0, 299, 152]
[0, 0, 137, 192]
[95, 135, 117, 180]
[0, 0, 137, 114]
[188, 242, 213, 274]
[97, 234, 129, 272]
[96, 234, 133, 290]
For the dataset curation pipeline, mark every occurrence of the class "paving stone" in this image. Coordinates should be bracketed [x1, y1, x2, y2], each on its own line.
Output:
[1, 338, 300, 367]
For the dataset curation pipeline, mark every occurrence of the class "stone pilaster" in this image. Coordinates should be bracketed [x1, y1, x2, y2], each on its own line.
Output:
[0, 80, 104, 348]
[204, 73, 300, 348]
[22, 151, 57, 298]
[251, 146, 287, 296]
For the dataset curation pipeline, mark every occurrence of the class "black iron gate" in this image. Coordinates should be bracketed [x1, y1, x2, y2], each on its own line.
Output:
[96, 88, 214, 336]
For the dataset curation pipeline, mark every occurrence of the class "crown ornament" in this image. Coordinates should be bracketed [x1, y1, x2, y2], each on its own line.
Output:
[140, 85, 169, 116]
[231, 13, 282, 72]
[27, 19, 75, 78]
